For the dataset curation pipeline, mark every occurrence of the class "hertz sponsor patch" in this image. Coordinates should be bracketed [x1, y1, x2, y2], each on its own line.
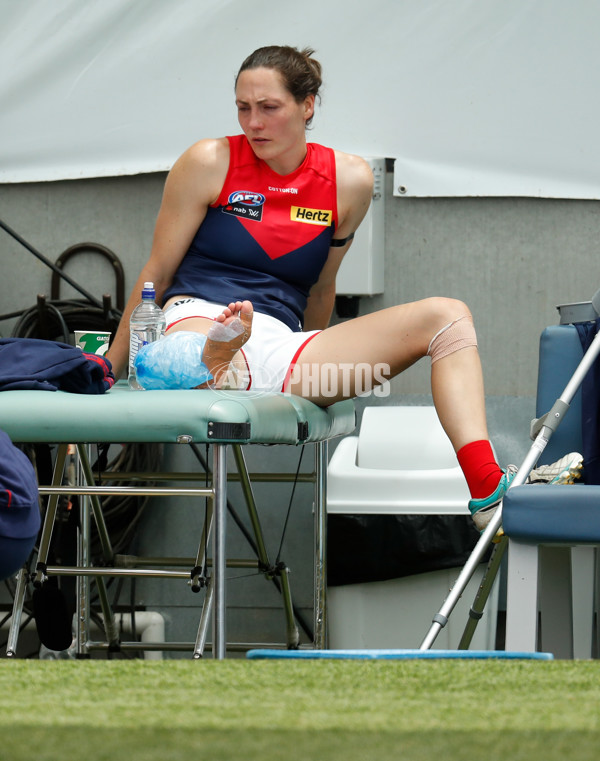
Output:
[291, 206, 333, 226]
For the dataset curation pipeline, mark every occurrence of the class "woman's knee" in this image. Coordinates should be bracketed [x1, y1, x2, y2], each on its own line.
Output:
[424, 297, 473, 329]
[423, 298, 478, 363]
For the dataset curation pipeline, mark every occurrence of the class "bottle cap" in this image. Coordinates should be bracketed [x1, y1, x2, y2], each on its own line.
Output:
[141, 282, 155, 299]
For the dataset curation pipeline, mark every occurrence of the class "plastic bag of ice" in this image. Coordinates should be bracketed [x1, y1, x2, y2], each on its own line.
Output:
[134, 331, 212, 390]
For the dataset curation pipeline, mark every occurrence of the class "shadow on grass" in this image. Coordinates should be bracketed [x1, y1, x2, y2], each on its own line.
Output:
[4, 726, 600, 761]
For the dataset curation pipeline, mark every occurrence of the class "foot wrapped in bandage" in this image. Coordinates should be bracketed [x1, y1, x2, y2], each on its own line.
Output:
[202, 300, 253, 387]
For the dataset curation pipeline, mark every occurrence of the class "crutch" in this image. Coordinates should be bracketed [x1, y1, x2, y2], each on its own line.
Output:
[420, 288, 600, 650]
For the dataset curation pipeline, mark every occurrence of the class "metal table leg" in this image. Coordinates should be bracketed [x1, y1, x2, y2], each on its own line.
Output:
[313, 440, 328, 649]
[212, 444, 227, 659]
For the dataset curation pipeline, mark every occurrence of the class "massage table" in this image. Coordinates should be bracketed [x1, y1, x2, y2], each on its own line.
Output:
[0, 381, 355, 659]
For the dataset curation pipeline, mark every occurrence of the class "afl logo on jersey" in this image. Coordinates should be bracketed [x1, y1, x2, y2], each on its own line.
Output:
[229, 191, 265, 206]
[223, 190, 265, 221]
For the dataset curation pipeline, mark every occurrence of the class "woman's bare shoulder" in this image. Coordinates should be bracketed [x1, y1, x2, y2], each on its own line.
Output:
[334, 149, 374, 194]
[174, 137, 230, 173]
[166, 137, 230, 204]
[333, 150, 374, 231]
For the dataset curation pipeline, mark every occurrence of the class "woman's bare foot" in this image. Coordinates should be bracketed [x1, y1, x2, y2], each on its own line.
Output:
[202, 300, 253, 387]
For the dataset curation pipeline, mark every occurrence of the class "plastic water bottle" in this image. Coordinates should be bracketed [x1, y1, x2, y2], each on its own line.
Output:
[128, 281, 166, 390]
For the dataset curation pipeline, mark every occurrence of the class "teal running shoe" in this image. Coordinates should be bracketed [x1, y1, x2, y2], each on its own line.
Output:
[469, 465, 518, 532]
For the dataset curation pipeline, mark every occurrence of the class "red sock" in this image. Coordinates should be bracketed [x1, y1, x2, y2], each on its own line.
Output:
[456, 440, 503, 499]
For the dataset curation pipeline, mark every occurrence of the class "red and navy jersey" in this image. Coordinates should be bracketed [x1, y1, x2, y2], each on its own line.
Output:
[163, 134, 338, 331]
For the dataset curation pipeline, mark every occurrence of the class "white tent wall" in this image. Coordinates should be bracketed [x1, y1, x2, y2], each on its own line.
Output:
[1, 0, 600, 197]
[1, 0, 599, 653]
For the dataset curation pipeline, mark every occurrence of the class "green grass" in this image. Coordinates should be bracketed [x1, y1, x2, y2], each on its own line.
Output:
[0, 659, 599, 760]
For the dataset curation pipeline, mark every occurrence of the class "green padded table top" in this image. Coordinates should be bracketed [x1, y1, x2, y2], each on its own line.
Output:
[0, 381, 356, 445]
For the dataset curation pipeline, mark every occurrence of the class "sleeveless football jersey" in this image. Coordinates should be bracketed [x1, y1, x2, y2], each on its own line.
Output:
[163, 134, 338, 331]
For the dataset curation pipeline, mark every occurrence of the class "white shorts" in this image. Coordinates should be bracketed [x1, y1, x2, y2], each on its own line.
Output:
[164, 297, 321, 392]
